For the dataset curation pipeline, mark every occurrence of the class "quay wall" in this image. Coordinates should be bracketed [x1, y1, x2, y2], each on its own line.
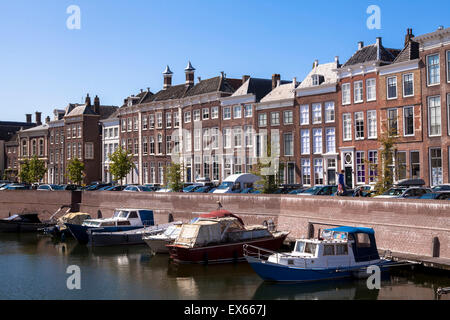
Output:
[0, 191, 449, 259]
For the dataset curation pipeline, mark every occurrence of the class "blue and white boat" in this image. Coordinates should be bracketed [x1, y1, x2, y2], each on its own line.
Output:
[65, 208, 154, 244]
[244, 226, 392, 282]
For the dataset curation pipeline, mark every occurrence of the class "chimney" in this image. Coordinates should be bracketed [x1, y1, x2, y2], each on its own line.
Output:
[438, 25, 444, 31]
[242, 75, 250, 84]
[35, 112, 42, 125]
[45, 116, 50, 124]
[272, 74, 280, 89]
[197, 76, 202, 82]
[162, 65, 173, 90]
[26, 114, 32, 123]
[85, 94, 91, 107]
[313, 59, 319, 69]
[404, 28, 415, 46]
[292, 77, 297, 85]
[185, 61, 195, 86]
[147, 87, 150, 92]
[376, 37, 382, 47]
[94, 95, 100, 114]
[358, 41, 364, 50]
[335, 56, 340, 65]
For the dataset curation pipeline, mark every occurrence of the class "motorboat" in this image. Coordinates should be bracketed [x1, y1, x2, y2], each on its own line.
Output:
[167, 209, 289, 264]
[65, 208, 154, 244]
[244, 226, 393, 282]
[0, 213, 55, 232]
[87, 221, 182, 247]
[42, 212, 92, 239]
[143, 223, 183, 254]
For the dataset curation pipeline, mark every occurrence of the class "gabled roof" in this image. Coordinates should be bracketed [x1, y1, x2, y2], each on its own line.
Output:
[342, 40, 400, 67]
[65, 103, 118, 120]
[185, 76, 237, 97]
[142, 84, 191, 103]
[393, 40, 420, 63]
[298, 61, 338, 89]
[260, 81, 298, 103]
[98, 105, 119, 120]
[231, 78, 282, 102]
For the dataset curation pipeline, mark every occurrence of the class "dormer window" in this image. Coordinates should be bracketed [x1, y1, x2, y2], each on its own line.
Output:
[127, 99, 133, 107]
[312, 74, 324, 86]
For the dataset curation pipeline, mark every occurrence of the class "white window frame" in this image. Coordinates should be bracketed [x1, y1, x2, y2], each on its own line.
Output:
[223, 107, 231, 120]
[193, 110, 201, 122]
[202, 108, 209, 120]
[427, 53, 440, 86]
[244, 104, 252, 118]
[403, 106, 415, 137]
[184, 111, 191, 123]
[447, 50, 450, 83]
[387, 76, 398, 100]
[211, 106, 219, 119]
[270, 112, 280, 126]
[366, 78, 376, 102]
[312, 128, 322, 154]
[353, 81, 363, 103]
[300, 129, 310, 155]
[284, 110, 293, 125]
[354, 111, 364, 140]
[325, 127, 336, 154]
[343, 113, 352, 141]
[428, 95, 441, 137]
[258, 113, 267, 127]
[283, 132, 293, 156]
[300, 104, 309, 125]
[402, 73, 414, 97]
[342, 83, 351, 105]
[324, 101, 335, 123]
[312, 103, 322, 124]
[233, 105, 242, 119]
[367, 110, 377, 139]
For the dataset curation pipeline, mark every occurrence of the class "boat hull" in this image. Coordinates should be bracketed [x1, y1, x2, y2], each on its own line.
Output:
[246, 257, 390, 282]
[0, 220, 53, 233]
[65, 223, 142, 244]
[143, 238, 173, 254]
[167, 234, 287, 264]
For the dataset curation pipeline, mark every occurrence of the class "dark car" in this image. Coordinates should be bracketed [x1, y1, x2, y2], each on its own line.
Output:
[432, 184, 450, 192]
[104, 185, 127, 191]
[85, 183, 112, 191]
[274, 184, 303, 194]
[420, 192, 450, 200]
[194, 186, 214, 193]
[183, 185, 203, 193]
[299, 185, 338, 196]
[288, 188, 307, 195]
[333, 189, 355, 197]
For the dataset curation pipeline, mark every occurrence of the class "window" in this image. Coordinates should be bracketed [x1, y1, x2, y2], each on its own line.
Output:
[156, 113, 163, 128]
[314, 159, 324, 185]
[387, 77, 397, 99]
[234, 157, 242, 174]
[387, 109, 398, 136]
[325, 128, 335, 153]
[133, 117, 138, 131]
[258, 113, 267, 127]
[427, 54, 440, 85]
[203, 128, 210, 150]
[39, 139, 44, 156]
[149, 114, 155, 128]
[72, 125, 77, 138]
[354, 81, 363, 103]
[300, 105, 309, 125]
[201, 108, 209, 120]
[157, 134, 162, 154]
[223, 107, 231, 120]
[234, 127, 242, 148]
[428, 96, 441, 136]
[244, 104, 252, 117]
[312, 74, 320, 86]
[324, 102, 335, 123]
[134, 138, 138, 155]
[396, 151, 407, 181]
[211, 107, 219, 119]
[150, 136, 155, 154]
[85, 143, 94, 159]
[67, 143, 71, 159]
[245, 126, 253, 147]
[127, 118, 132, 132]
[203, 156, 210, 178]
[143, 137, 148, 155]
[312, 103, 322, 123]
[166, 135, 172, 155]
[343, 113, 352, 141]
[223, 127, 231, 148]
[211, 127, 219, 149]
[142, 116, 148, 130]
[271, 112, 280, 126]
[233, 105, 242, 119]
[323, 244, 334, 256]
[301, 159, 311, 185]
[32, 140, 36, 155]
[368, 150, 378, 183]
[194, 129, 201, 151]
[121, 119, 126, 132]
[166, 113, 172, 128]
[184, 111, 191, 123]
[403, 106, 414, 136]
[193, 110, 200, 121]
[312, 128, 322, 154]
[447, 51, 450, 82]
[356, 151, 365, 184]
[366, 78, 376, 101]
[367, 110, 377, 139]
[403, 73, 414, 97]
[355, 112, 364, 140]
[284, 133, 293, 156]
[430, 148, 443, 186]
[127, 139, 132, 152]
[342, 83, 351, 105]
[284, 110, 293, 124]
[173, 112, 179, 128]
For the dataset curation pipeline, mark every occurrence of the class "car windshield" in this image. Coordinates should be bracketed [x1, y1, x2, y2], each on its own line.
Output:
[51, 185, 64, 190]
[113, 210, 128, 218]
[433, 185, 450, 191]
[304, 186, 321, 194]
[383, 188, 406, 196]
[183, 185, 198, 192]
[217, 182, 233, 190]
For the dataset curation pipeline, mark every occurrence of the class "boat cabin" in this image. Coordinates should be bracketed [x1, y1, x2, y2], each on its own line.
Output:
[82, 209, 154, 228]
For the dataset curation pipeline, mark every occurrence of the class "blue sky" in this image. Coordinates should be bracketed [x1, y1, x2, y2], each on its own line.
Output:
[0, 0, 449, 122]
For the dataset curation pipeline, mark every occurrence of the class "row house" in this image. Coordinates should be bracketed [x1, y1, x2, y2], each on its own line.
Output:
[336, 37, 401, 188]
[48, 109, 66, 184]
[414, 26, 450, 186]
[378, 30, 423, 183]
[295, 58, 339, 186]
[100, 110, 120, 183]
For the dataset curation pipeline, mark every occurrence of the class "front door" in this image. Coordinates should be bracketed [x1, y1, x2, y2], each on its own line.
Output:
[345, 167, 353, 189]
[327, 169, 336, 185]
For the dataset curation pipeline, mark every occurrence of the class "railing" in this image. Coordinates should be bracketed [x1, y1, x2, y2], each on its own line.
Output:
[243, 244, 290, 265]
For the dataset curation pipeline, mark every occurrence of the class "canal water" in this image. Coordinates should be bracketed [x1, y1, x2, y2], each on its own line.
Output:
[0, 233, 449, 300]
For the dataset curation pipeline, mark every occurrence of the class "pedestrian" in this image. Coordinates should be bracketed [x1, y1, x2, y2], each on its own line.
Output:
[338, 170, 346, 196]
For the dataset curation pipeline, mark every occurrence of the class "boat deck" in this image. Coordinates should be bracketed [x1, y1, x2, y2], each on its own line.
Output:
[381, 251, 450, 271]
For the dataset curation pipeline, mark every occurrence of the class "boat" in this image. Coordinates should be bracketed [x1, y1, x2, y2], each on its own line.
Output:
[42, 212, 92, 239]
[0, 213, 55, 233]
[244, 226, 393, 282]
[87, 221, 182, 247]
[166, 209, 289, 264]
[143, 223, 183, 253]
[65, 208, 154, 244]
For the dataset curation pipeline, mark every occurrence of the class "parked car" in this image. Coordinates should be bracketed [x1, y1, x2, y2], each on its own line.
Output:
[37, 184, 64, 191]
[298, 185, 338, 196]
[288, 188, 307, 195]
[374, 187, 431, 199]
[59, 184, 81, 191]
[84, 183, 112, 191]
[419, 192, 450, 200]
[103, 185, 127, 191]
[123, 185, 153, 192]
[183, 184, 203, 193]
[193, 186, 214, 193]
[333, 189, 355, 197]
[156, 187, 173, 193]
[432, 184, 450, 192]
[144, 184, 161, 191]
[274, 184, 303, 194]
[213, 174, 260, 194]
[2, 184, 31, 190]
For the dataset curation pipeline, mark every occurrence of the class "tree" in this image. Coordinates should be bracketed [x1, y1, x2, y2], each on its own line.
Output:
[108, 146, 135, 185]
[251, 135, 281, 194]
[166, 162, 184, 192]
[19, 159, 31, 184]
[66, 158, 85, 185]
[19, 156, 46, 184]
[374, 126, 398, 195]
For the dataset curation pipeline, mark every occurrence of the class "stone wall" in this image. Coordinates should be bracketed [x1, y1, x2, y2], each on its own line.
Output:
[1, 190, 449, 259]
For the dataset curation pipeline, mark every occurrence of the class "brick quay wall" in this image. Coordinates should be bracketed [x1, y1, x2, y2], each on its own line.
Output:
[0, 191, 449, 259]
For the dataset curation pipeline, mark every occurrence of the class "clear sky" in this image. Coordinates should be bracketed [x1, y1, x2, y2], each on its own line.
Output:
[1, 0, 449, 122]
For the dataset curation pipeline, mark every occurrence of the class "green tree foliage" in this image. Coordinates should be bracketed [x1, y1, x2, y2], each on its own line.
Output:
[19, 156, 47, 184]
[166, 162, 183, 192]
[108, 146, 135, 185]
[251, 135, 282, 194]
[374, 126, 398, 195]
[66, 158, 85, 185]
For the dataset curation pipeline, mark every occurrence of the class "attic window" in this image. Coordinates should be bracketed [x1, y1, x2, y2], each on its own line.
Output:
[312, 74, 324, 86]
[127, 100, 133, 107]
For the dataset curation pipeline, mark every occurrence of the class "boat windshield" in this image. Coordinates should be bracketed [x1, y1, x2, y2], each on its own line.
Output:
[382, 188, 406, 196]
[217, 182, 233, 190]
[294, 241, 317, 255]
[83, 220, 102, 227]
[113, 210, 129, 218]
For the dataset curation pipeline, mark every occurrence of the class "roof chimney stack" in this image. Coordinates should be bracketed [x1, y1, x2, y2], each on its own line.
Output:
[94, 95, 100, 114]
[313, 59, 319, 69]
[358, 41, 364, 50]
[45, 116, 50, 124]
[26, 114, 32, 123]
[242, 75, 250, 84]
[85, 94, 91, 107]
[162, 65, 173, 90]
[184, 61, 195, 86]
[404, 28, 415, 46]
[376, 37, 382, 47]
[35, 112, 42, 126]
[335, 56, 340, 65]
[272, 74, 280, 90]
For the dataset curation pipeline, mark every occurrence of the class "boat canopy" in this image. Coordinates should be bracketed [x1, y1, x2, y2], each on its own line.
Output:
[199, 210, 244, 225]
[57, 212, 91, 226]
[323, 226, 379, 262]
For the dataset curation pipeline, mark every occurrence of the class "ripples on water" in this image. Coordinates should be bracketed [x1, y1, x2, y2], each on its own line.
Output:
[0, 233, 448, 300]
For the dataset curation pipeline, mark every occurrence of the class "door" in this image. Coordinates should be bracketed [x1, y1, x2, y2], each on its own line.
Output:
[345, 167, 353, 189]
[327, 169, 336, 185]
